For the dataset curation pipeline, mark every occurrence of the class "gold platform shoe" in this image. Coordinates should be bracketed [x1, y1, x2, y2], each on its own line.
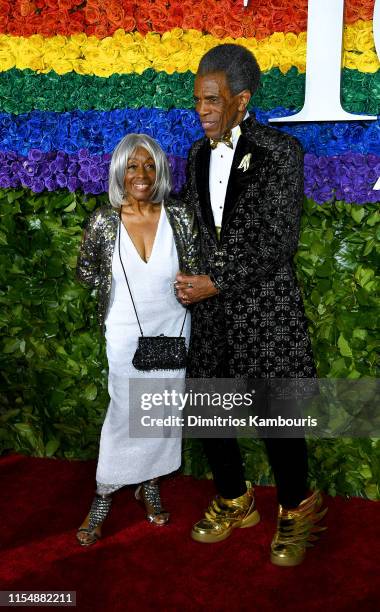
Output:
[270, 490, 327, 567]
[191, 481, 260, 543]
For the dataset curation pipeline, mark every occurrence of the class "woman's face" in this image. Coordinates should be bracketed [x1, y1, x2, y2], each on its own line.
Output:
[124, 146, 156, 204]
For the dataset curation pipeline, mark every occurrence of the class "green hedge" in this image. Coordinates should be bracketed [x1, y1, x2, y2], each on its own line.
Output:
[0, 188, 379, 498]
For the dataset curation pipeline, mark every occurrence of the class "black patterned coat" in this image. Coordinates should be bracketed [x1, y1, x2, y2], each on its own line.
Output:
[182, 115, 316, 380]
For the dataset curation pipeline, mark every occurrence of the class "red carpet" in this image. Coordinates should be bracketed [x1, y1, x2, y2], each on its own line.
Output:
[0, 454, 378, 612]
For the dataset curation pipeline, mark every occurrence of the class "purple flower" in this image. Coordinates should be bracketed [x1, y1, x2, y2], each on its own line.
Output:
[30, 178, 45, 192]
[44, 177, 56, 190]
[68, 177, 81, 191]
[78, 168, 89, 181]
[28, 149, 43, 161]
[56, 173, 68, 188]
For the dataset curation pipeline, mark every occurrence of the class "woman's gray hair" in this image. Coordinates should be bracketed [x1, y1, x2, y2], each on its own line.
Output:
[108, 133, 172, 208]
[197, 44, 261, 96]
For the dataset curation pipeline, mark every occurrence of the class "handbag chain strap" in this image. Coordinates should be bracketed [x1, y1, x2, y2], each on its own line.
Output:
[118, 218, 187, 337]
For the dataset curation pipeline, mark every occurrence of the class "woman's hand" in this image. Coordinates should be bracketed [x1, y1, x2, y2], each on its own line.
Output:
[175, 273, 219, 305]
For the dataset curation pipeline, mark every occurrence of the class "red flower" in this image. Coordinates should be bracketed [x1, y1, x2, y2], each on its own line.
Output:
[0, 0, 11, 16]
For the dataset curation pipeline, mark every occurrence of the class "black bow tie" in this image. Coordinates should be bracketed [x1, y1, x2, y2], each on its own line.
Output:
[210, 130, 233, 150]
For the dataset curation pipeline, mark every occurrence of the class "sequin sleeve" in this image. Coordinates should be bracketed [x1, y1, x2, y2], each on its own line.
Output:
[76, 209, 102, 288]
[165, 198, 203, 275]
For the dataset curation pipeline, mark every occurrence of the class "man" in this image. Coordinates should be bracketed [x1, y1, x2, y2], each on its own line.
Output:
[175, 44, 326, 567]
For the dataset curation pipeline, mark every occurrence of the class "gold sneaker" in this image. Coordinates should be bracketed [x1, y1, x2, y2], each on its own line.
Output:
[191, 482, 260, 543]
[270, 490, 328, 567]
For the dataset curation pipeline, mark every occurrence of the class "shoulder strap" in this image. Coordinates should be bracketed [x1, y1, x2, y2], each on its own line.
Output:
[118, 220, 144, 336]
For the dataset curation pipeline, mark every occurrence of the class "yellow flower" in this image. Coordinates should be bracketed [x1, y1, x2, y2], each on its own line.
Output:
[27, 34, 45, 51]
[63, 41, 83, 59]
[51, 59, 74, 75]
[354, 29, 375, 53]
[185, 29, 203, 40]
[293, 56, 306, 73]
[356, 51, 380, 73]
[343, 27, 357, 51]
[113, 29, 127, 42]
[45, 35, 66, 50]
[72, 59, 92, 75]
[163, 28, 184, 40]
[175, 56, 191, 72]
[155, 60, 177, 74]
[15, 41, 43, 72]
[134, 61, 150, 74]
[256, 48, 275, 72]
[269, 32, 286, 48]
[284, 33, 299, 51]
[71, 33, 88, 47]
[5, 28, 368, 77]
[92, 62, 116, 78]
[0, 48, 15, 71]
[278, 58, 294, 74]
[113, 59, 134, 73]
[298, 31, 307, 46]
[240, 38, 258, 52]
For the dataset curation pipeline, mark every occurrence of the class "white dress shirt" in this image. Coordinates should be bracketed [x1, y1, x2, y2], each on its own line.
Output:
[209, 113, 249, 230]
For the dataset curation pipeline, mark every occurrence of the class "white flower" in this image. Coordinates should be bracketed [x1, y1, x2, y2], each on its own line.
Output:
[237, 153, 251, 172]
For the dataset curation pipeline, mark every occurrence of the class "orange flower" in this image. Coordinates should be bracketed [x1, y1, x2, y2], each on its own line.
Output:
[135, 17, 150, 35]
[122, 15, 136, 32]
[255, 23, 273, 40]
[271, 9, 290, 32]
[58, 0, 75, 9]
[228, 19, 244, 39]
[345, 1, 375, 23]
[84, 2, 103, 25]
[19, 0, 35, 17]
[106, 4, 125, 27]
[182, 13, 203, 31]
[166, 7, 184, 29]
[254, 8, 273, 40]
[69, 12, 85, 32]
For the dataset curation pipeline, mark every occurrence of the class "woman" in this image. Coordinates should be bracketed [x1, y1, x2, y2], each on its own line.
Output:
[76, 134, 200, 546]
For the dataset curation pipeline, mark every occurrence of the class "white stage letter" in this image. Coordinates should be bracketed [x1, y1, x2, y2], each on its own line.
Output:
[270, 0, 377, 123]
[374, 0, 380, 58]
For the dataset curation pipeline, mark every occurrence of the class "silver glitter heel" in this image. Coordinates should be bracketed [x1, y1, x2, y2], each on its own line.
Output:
[76, 493, 112, 546]
[135, 478, 170, 526]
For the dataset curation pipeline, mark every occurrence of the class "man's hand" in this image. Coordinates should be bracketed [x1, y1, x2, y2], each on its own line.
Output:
[175, 273, 219, 305]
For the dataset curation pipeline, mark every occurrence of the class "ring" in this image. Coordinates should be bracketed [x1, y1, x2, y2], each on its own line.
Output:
[187, 282, 193, 288]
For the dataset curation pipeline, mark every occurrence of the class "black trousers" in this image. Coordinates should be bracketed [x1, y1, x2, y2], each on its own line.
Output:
[190, 311, 310, 509]
[202, 436, 308, 508]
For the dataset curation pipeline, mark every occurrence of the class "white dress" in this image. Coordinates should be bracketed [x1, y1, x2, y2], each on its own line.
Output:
[96, 206, 190, 491]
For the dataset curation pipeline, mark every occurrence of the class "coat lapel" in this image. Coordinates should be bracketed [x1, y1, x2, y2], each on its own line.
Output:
[195, 139, 218, 242]
[221, 125, 267, 240]
[221, 135, 251, 231]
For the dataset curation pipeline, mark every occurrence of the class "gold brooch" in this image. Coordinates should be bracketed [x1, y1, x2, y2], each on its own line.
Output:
[237, 153, 252, 172]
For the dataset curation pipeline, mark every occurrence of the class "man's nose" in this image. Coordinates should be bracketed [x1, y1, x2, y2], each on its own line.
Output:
[196, 100, 209, 116]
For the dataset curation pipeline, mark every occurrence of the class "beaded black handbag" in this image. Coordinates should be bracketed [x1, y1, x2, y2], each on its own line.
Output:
[118, 221, 187, 371]
[132, 334, 187, 371]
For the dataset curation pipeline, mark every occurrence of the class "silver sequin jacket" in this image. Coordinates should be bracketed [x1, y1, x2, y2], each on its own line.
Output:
[76, 198, 202, 332]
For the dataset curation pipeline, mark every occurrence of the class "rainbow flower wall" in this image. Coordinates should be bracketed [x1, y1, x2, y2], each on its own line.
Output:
[0, 0, 379, 498]
[0, 0, 380, 201]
